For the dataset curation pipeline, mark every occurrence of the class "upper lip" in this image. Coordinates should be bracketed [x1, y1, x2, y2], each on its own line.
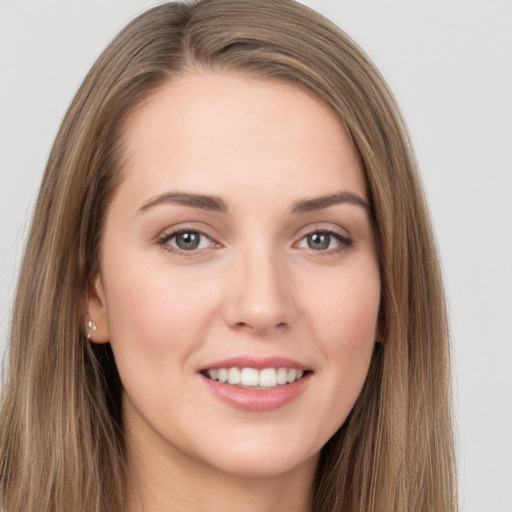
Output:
[199, 356, 310, 372]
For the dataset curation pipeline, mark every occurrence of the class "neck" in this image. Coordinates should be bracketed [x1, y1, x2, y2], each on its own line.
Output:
[124, 419, 317, 512]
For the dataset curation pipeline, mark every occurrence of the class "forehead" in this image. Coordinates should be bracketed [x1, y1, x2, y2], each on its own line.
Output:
[117, 71, 367, 207]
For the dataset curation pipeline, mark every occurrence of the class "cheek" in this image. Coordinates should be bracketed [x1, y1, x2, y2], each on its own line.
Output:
[305, 261, 380, 346]
[100, 261, 223, 423]
[102, 256, 221, 362]
[301, 262, 380, 414]
[329, 287, 379, 374]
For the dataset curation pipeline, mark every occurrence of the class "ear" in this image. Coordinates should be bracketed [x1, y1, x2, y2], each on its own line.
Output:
[84, 273, 111, 344]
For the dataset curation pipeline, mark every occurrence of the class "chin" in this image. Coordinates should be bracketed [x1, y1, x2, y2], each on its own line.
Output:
[205, 448, 319, 480]
[191, 426, 323, 480]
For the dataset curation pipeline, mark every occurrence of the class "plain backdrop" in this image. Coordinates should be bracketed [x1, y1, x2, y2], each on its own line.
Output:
[1, 1, 511, 511]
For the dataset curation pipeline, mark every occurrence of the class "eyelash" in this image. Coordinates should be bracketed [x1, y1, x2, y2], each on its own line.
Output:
[157, 227, 353, 256]
[295, 230, 353, 255]
[157, 228, 216, 256]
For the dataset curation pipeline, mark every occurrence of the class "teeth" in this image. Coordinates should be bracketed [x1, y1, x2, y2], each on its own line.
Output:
[277, 367, 288, 385]
[206, 367, 306, 387]
[240, 367, 259, 386]
[259, 368, 277, 387]
[227, 367, 241, 384]
[218, 368, 228, 383]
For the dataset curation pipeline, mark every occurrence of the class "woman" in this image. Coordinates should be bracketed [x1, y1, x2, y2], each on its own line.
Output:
[0, 0, 457, 510]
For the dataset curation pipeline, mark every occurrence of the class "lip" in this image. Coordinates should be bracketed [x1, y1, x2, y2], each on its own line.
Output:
[199, 356, 312, 412]
[200, 356, 310, 371]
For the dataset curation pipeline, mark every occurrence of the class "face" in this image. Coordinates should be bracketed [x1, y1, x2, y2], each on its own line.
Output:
[88, 72, 380, 480]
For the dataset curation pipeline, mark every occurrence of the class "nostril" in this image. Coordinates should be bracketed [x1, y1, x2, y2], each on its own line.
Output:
[271, 322, 288, 334]
[231, 320, 288, 335]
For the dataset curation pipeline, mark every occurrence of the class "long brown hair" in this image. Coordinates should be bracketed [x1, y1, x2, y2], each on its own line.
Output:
[0, 1, 457, 510]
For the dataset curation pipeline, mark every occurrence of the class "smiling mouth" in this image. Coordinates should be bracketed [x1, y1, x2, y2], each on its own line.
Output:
[201, 367, 309, 389]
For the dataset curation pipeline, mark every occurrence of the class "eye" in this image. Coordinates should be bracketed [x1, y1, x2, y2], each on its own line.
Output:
[296, 231, 352, 251]
[159, 230, 214, 252]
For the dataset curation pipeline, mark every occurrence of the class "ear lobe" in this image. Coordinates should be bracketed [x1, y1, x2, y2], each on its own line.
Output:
[85, 274, 110, 344]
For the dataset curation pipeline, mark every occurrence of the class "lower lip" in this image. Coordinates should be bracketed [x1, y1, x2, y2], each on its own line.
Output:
[201, 373, 311, 412]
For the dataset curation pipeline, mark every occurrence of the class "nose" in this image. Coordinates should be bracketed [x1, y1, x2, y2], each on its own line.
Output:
[222, 245, 294, 336]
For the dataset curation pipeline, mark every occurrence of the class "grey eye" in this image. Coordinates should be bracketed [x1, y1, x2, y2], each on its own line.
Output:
[296, 231, 351, 252]
[306, 232, 331, 250]
[175, 232, 201, 250]
[165, 231, 212, 251]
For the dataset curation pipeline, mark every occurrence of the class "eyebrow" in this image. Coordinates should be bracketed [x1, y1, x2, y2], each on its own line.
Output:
[291, 191, 372, 213]
[137, 192, 228, 214]
[137, 190, 371, 215]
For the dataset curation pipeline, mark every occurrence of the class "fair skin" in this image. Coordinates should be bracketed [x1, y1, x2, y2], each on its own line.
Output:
[87, 71, 381, 512]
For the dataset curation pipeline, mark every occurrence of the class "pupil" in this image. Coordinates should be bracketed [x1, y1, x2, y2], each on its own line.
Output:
[308, 233, 330, 250]
[176, 232, 200, 250]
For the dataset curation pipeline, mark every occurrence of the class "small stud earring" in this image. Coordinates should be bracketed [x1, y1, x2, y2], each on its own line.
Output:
[87, 320, 97, 340]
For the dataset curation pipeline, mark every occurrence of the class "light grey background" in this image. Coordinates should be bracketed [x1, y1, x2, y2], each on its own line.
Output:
[1, 1, 511, 511]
